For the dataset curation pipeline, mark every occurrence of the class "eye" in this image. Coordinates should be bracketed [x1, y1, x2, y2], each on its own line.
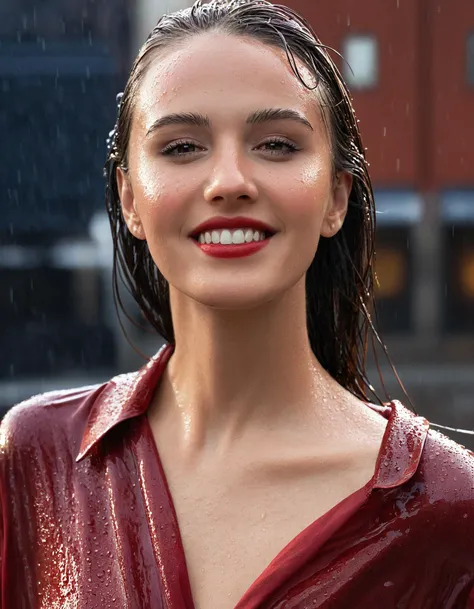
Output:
[257, 137, 300, 156]
[161, 140, 205, 157]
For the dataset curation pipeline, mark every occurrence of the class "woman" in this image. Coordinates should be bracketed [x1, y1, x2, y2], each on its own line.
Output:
[1, 1, 473, 607]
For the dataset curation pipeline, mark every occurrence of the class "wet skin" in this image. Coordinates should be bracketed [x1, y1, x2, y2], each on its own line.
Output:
[117, 32, 387, 609]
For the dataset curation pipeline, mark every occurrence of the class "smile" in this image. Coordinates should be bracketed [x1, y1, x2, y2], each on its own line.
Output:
[188, 216, 277, 258]
[196, 228, 267, 245]
[191, 228, 274, 259]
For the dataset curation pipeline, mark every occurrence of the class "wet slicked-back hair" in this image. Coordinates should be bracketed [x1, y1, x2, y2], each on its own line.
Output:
[105, 0, 389, 404]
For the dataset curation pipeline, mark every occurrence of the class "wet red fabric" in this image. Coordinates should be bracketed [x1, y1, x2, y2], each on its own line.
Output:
[1, 343, 474, 608]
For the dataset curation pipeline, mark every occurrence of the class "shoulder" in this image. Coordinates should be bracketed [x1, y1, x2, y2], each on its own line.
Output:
[420, 426, 474, 501]
[377, 401, 474, 532]
[0, 365, 146, 465]
[408, 424, 474, 555]
[0, 382, 108, 462]
[382, 401, 474, 503]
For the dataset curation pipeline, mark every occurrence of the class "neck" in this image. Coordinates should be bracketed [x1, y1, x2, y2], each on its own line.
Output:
[154, 279, 341, 451]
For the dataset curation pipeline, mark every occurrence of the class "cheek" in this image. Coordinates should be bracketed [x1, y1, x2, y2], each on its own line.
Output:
[137, 192, 180, 276]
[133, 158, 188, 235]
[130, 165, 199, 276]
[270, 160, 332, 231]
[134, 151, 165, 210]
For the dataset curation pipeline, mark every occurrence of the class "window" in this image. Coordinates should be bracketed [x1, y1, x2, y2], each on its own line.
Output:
[467, 32, 474, 86]
[342, 34, 378, 89]
[441, 191, 474, 334]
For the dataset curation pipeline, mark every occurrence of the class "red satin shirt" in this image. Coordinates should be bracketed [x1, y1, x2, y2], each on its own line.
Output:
[1, 343, 474, 608]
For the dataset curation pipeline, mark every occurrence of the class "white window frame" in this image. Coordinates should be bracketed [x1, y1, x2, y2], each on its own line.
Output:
[342, 34, 379, 90]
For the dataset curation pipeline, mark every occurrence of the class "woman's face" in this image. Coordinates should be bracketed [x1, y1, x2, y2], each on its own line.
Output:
[118, 32, 351, 310]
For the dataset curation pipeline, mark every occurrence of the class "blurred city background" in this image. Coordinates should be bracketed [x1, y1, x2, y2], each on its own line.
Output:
[1, 0, 473, 447]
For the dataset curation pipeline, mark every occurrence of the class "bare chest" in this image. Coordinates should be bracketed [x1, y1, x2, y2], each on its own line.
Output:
[162, 461, 375, 609]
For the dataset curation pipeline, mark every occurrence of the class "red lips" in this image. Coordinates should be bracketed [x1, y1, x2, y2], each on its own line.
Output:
[188, 216, 277, 259]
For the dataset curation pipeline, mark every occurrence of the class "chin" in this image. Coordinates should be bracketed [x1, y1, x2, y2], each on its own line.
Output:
[182, 282, 284, 311]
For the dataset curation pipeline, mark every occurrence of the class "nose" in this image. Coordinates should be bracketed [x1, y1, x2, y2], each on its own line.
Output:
[203, 146, 258, 206]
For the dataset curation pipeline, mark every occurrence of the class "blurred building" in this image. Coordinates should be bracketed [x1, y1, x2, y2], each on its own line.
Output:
[0, 0, 131, 407]
[285, 0, 474, 339]
[285, 0, 474, 441]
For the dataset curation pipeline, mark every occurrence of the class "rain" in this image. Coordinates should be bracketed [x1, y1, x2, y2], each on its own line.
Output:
[1, 1, 474, 606]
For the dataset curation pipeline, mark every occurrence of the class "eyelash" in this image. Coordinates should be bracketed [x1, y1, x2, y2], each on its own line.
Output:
[160, 137, 300, 157]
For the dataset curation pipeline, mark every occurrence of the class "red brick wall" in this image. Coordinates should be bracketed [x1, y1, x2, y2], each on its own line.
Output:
[286, 0, 418, 187]
[284, 0, 474, 190]
[431, 0, 474, 187]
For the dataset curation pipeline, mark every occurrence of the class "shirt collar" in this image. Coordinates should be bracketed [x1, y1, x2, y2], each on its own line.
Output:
[76, 344, 429, 491]
[372, 400, 429, 489]
[76, 343, 174, 462]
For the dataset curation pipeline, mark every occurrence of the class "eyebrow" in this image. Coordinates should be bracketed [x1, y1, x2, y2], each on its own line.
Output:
[145, 107, 314, 137]
[248, 108, 313, 131]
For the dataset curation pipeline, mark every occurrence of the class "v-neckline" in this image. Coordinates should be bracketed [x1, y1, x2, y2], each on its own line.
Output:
[140, 407, 395, 609]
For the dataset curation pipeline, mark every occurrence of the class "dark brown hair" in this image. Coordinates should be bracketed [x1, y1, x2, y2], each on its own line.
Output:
[105, 0, 393, 405]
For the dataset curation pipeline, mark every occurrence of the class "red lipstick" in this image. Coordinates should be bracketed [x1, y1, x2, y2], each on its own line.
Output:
[189, 216, 276, 259]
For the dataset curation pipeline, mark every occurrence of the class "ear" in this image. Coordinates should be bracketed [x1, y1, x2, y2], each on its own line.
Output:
[116, 167, 146, 240]
[320, 171, 353, 238]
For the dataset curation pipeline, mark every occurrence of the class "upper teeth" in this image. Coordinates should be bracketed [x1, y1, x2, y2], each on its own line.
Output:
[198, 228, 266, 245]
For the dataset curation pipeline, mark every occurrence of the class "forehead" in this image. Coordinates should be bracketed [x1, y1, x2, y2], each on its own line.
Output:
[134, 31, 322, 126]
